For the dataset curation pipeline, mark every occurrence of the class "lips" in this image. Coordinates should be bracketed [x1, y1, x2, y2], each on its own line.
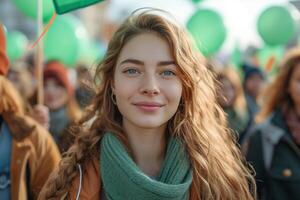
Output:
[133, 102, 164, 107]
[133, 101, 164, 112]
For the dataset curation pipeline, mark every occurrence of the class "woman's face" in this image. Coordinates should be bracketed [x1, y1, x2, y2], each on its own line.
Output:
[289, 64, 300, 107]
[245, 74, 264, 98]
[113, 33, 182, 130]
[44, 78, 68, 110]
[7, 70, 34, 99]
[218, 77, 236, 108]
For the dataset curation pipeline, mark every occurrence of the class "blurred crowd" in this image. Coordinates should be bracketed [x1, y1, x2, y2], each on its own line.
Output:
[1, 4, 300, 200]
[2, 29, 300, 200]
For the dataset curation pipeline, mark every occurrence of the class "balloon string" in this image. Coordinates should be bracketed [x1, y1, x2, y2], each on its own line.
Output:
[29, 12, 57, 50]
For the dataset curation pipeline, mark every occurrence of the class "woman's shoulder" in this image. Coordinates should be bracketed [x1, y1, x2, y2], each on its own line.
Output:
[68, 157, 101, 200]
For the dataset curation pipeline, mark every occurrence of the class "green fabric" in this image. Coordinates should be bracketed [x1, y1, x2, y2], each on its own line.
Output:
[53, 0, 104, 14]
[100, 133, 193, 200]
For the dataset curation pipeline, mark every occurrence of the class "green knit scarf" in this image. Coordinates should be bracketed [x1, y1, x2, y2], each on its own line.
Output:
[100, 133, 193, 200]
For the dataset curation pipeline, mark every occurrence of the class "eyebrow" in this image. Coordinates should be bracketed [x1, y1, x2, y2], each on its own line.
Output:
[120, 59, 176, 67]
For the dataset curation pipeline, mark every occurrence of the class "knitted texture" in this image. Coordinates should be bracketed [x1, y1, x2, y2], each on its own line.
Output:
[100, 133, 192, 200]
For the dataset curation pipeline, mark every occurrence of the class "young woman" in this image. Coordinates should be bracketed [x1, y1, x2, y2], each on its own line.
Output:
[43, 60, 82, 152]
[7, 61, 34, 102]
[216, 68, 249, 143]
[246, 48, 300, 200]
[39, 10, 255, 200]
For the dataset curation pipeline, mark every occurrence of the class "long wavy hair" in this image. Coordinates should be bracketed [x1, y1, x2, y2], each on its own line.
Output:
[0, 76, 35, 140]
[0, 76, 24, 115]
[256, 47, 300, 123]
[40, 9, 255, 200]
[216, 67, 247, 113]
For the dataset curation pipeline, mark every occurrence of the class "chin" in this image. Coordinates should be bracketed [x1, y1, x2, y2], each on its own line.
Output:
[130, 117, 168, 129]
[135, 122, 165, 129]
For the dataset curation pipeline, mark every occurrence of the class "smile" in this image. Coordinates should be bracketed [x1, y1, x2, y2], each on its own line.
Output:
[132, 102, 164, 112]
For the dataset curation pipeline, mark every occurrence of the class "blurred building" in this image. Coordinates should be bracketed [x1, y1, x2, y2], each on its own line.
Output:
[0, 0, 36, 39]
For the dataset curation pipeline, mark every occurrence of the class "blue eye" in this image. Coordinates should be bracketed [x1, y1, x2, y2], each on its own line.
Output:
[162, 70, 176, 76]
[124, 69, 139, 74]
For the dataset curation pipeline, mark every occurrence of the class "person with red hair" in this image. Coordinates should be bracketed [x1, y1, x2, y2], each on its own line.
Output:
[0, 24, 61, 200]
[43, 60, 82, 152]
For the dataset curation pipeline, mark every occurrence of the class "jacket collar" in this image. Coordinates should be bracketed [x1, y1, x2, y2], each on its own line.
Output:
[263, 109, 294, 145]
[271, 109, 288, 130]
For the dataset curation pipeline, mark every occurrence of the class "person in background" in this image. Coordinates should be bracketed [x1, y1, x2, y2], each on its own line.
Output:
[75, 64, 95, 109]
[0, 24, 60, 200]
[243, 64, 265, 119]
[216, 68, 249, 143]
[19, 53, 38, 107]
[7, 61, 50, 130]
[43, 60, 82, 152]
[39, 10, 255, 200]
[246, 48, 300, 200]
[7, 61, 35, 102]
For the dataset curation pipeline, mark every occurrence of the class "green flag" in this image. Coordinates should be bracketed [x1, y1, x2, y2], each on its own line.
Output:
[53, 0, 104, 14]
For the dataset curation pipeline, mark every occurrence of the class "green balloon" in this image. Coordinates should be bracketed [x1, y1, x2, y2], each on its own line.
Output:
[6, 31, 28, 62]
[191, 0, 203, 3]
[257, 6, 295, 46]
[187, 9, 227, 57]
[13, 0, 54, 22]
[79, 40, 105, 65]
[230, 44, 243, 68]
[44, 15, 88, 67]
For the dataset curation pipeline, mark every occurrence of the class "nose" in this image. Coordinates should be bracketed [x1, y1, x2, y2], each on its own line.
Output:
[139, 74, 160, 96]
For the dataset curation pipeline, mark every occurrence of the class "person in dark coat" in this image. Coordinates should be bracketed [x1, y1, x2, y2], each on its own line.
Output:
[243, 64, 265, 120]
[246, 48, 300, 200]
[216, 68, 249, 143]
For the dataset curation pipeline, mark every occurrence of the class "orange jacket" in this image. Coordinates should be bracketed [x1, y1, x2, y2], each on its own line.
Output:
[0, 76, 61, 200]
[66, 158, 101, 200]
[3, 113, 61, 200]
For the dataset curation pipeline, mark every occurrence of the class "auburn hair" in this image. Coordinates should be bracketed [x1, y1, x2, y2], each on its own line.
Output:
[256, 47, 300, 123]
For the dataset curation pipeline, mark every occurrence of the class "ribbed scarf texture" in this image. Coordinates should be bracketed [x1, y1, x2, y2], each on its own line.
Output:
[100, 133, 193, 200]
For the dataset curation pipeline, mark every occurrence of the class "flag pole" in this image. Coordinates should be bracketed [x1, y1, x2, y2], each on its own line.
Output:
[36, 0, 44, 105]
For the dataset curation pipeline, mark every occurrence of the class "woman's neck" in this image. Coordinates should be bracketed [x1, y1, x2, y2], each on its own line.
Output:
[123, 120, 167, 178]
